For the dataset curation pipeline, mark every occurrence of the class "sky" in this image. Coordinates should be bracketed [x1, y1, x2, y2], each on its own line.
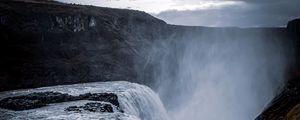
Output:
[57, 0, 300, 27]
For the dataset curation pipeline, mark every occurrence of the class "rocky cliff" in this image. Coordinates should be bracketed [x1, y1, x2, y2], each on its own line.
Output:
[0, 0, 169, 90]
[1, 0, 298, 92]
[0, 0, 299, 89]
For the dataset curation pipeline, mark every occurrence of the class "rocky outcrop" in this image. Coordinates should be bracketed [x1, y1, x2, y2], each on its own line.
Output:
[0, 91, 120, 111]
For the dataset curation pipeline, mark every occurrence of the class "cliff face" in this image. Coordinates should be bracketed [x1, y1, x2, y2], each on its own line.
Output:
[1, 0, 297, 92]
[0, 0, 169, 90]
[287, 18, 300, 68]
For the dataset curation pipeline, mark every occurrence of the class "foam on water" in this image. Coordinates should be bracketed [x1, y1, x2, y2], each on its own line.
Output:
[0, 81, 169, 120]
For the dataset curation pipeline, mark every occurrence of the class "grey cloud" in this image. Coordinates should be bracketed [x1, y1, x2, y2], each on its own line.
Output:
[156, 0, 300, 27]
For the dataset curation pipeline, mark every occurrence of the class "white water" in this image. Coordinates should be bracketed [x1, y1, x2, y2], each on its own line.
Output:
[0, 81, 169, 120]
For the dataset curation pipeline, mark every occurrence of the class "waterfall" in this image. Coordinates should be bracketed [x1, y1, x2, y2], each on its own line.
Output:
[117, 82, 169, 120]
[0, 81, 169, 120]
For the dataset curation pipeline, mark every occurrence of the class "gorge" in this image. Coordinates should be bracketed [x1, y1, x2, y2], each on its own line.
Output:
[0, 0, 300, 120]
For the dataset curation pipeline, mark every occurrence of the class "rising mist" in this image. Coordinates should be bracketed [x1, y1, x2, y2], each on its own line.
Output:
[148, 27, 291, 120]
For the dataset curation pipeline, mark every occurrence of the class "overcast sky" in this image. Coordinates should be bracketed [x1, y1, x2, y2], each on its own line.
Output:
[58, 0, 300, 27]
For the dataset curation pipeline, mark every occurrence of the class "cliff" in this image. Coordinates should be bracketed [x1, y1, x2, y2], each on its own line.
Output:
[1, 0, 297, 92]
[0, 0, 169, 90]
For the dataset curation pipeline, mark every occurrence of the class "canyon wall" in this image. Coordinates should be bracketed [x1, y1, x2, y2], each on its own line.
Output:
[0, 0, 299, 94]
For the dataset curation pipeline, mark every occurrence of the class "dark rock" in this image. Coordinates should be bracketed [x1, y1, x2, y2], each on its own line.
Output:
[65, 106, 82, 112]
[0, 91, 121, 111]
[255, 76, 300, 120]
[287, 18, 300, 68]
[0, 0, 168, 91]
[83, 102, 113, 112]
[287, 18, 300, 35]
[65, 102, 114, 113]
[77, 93, 119, 107]
[0, 98, 45, 111]
[0, 91, 72, 110]
[82, 93, 119, 107]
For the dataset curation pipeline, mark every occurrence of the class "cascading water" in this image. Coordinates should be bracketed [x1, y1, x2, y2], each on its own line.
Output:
[116, 82, 169, 120]
[0, 81, 169, 120]
[151, 28, 290, 120]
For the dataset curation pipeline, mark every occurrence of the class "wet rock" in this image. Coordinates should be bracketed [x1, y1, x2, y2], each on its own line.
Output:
[0, 92, 72, 110]
[79, 93, 119, 107]
[0, 98, 45, 111]
[256, 76, 300, 120]
[65, 102, 113, 113]
[65, 106, 82, 112]
[0, 91, 121, 111]
[84, 102, 113, 112]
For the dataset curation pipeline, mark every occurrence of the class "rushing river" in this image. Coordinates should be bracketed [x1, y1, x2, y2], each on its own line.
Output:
[0, 81, 169, 120]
